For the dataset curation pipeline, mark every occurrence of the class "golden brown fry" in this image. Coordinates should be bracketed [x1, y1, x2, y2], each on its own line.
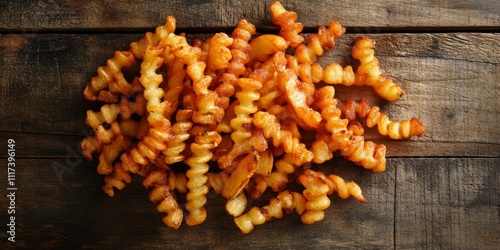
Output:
[234, 190, 306, 234]
[83, 51, 136, 101]
[225, 191, 248, 217]
[297, 169, 331, 224]
[163, 109, 193, 164]
[97, 135, 133, 175]
[279, 69, 322, 129]
[339, 98, 425, 139]
[270, 1, 304, 48]
[222, 151, 259, 200]
[102, 162, 132, 197]
[184, 128, 222, 226]
[230, 78, 262, 143]
[352, 36, 405, 102]
[149, 185, 184, 229]
[130, 16, 176, 59]
[249, 34, 289, 63]
[217, 129, 267, 170]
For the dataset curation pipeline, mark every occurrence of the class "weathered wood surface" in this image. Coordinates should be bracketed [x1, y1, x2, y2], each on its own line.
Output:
[0, 0, 499, 30]
[0, 158, 498, 249]
[0, 0, 499, 249]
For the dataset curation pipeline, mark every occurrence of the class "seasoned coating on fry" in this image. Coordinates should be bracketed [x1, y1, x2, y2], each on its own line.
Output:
[234, 190, 306, 233]
[229, 19, 256, 76]
[325, 174, 366, 203]
[184, 128, 222, 226]
[270, 1, 304, 48]
[217, 129, 267, 169]
[352, 36, 405, 102]
[83, 51, 136, 101]
[123, 46, 172, 171]
[149, 185, 184, 229]
[97, 135, 133, 175]
[161, 32, 223, 125]
[142, 169, 188, 194]
[130, 16, 176, 59]
[230, 78, 262, 143]
[142, 168, 187, 229]
[315, 86, 387, 172]
[286, 20, 347, 86]
[253, 111, 311, 157]
[298, 169, 331, 224]
[339, 98, 425, 139]
[102, 162, 133, 197]
[163, 109, 193, 164]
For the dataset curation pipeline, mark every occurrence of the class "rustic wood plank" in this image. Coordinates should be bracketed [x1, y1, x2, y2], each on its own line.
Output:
[0, 158, 395, 249]
[0, 158, 497, 248]
[1, 33, 498, 157]
[395, 158, 500, 249]
[0, 0, 499, 31]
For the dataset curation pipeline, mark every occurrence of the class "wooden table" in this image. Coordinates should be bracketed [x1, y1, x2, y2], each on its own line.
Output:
[1, 1, 499, 249]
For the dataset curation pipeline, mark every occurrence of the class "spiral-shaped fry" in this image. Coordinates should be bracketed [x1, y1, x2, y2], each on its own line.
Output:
[216, 19, 257, 113]
[85, 93, 146, 135]
[339, 98, 425, 139]
[256, 52, 288, 110]
[121, 46, 172, 170]
[162, 57, 186, 119]
[297, 169, 331, 224]
[234, 190, 306, 234]
[83, 51, 136, 101]
[352, 36, 405, 102]
[163, 109, 193, 164]
[149, 186, 184, 229]
[230, 78, 262, 143]
[184, 129, 222, 226]
[97, 135, 133, 175]
[83, 96, 144, 160]
[142, 169, 188, 195]
[130, 16, 176, 59]
[142, 168, 187, 229]
[102, 162, 133, 197]
[228, 19, 256, 76]
[270, 1, 304, 48]
[325, 174, 366, 203]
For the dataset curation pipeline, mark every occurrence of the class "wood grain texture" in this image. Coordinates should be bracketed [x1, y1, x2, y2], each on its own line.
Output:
[0, 158, 497, 249]
[395, 158, 500, 249]
[0, 0, 499, 31]
[1, 33, 498, 157]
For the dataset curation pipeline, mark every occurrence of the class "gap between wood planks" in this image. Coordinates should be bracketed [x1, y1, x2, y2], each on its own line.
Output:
[1, 25, 499, 35]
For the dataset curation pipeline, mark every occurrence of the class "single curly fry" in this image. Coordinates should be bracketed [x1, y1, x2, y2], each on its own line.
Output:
[130, 15, 176, 59]
[184, 128, 222, 226]
[83, 51, 136, 101]
[234, 190, 306, 234]
[352, 36, 405, 102]
[339, 98, 425, 139]
[102, 162, 132, 197]
[270, 1, 304, 48]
